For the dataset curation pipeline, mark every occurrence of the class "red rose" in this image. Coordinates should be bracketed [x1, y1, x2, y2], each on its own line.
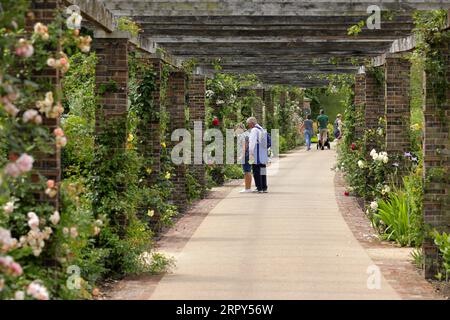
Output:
[344, 191, 350, 196]
[351, 143, 356, 150]
[212, 117, 220, 126]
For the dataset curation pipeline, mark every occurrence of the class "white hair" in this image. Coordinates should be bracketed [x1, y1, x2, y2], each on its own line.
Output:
[246, 117, 258, 125]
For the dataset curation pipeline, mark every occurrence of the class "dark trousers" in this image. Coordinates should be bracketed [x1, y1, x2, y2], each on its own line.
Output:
[252, 164, 267, 191]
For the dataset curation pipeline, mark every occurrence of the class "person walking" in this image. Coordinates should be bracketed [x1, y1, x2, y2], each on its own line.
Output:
[235, 123, 253, 193]
[247, 117, 268, 193]
[317, 109, 329, 150]
[334, 113, 343, 141]
[299, 114, 314, 151]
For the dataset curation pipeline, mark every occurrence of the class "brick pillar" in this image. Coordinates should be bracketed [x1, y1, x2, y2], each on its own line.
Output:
[423, 41, 450, 278]
[254, 88, 264, 125]
[365, 68, 386, 152]
[188, 75, 207, 197]
[264, 89, 274, 130]
[28, 0, 60, 208]
[167, 71, 188, 211]
[147, 58, 163, 183]
[385, 55, 411, 163]
[354, 73, 366, 139]
[94, 37, 129, 138]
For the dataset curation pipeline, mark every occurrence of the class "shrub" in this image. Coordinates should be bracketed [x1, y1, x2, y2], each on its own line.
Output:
[374, 191, 415, 246]
[433, 231, 450, 281]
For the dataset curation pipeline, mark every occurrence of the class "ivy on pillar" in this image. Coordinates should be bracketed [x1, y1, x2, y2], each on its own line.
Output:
[93, 36, 129, 230]
[128, 51, 163, 186]
[385, 55, 411, 162]
[423, 41, 450, 278]
[364, 68, 386, 152]
[353, 72, 366, 140]
[167, 70, 188, 211]
[188, 75, 207, 197]
[94, 37, 129, 141]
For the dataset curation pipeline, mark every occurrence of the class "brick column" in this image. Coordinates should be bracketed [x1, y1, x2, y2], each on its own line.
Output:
[354, 73, 366, 140]
[188, 75, 207, 197]
[423, 41, 450, 278]
[365, 68, 386, 152]
[385, 55, 411, 160]
[128, 53, 162, 185]
[167, 71, 188, 211]
[28, 0, 60, 208]
[94, 37, 129, 140]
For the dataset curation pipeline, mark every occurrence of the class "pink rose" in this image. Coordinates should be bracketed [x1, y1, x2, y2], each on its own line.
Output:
[4, 163, 21, 177]
[10, 262, 23, 276]
[47, 180, 55, 188]
[16, 153, 34, 173]
[15, 39, 34, 58]
[23, 109, 39, 123]
[53, 128, 64, 137]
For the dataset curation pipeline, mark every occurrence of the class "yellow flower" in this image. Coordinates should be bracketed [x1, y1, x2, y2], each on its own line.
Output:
[147, 209, 154, 217]
[165, 172, 171, 180]
[146, 167, 153, 174]
[161, 142, 166, 148]
[410, 123, 421, 131]
[127, 133, 134, 142]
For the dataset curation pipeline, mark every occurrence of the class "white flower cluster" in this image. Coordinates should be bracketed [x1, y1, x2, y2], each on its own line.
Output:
[205, 90, 214, 98]
[36, 91, 64, 119]
[2, 200, 15, 215]
[27, 281, 49, 300]
[370, 149, 389, 163]
[370, 201, 378, 210]
[18, 212, 53, 256]
[381, 185, 391, 195]
[357, 160, 366, 169]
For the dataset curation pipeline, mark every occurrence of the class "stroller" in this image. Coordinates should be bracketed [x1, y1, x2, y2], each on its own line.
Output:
[316, 131, 331, 150]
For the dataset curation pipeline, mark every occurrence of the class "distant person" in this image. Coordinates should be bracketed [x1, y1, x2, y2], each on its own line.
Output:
[247, 117, 268, 193]
[299, 114, 314, 151]
[317, 109, 329, 150]
[236, 123, 252, 193]
[334, 113, 343, 140]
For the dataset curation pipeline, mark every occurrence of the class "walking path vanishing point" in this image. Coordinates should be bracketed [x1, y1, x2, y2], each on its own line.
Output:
[108, 146, 426, 300]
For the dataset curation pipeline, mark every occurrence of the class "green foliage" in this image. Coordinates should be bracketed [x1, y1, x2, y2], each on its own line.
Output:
[374, 191, 417, 247]
[347, 20, 365, 36]
[148, 252, 176, 274]
[224, 164, 244, 180]
[411, 248, 424, 269]
[412, 10, 450, 112]
[117, 17, 141, 37]
[186, 169, 203, 202]
[433, 231, 450, 281]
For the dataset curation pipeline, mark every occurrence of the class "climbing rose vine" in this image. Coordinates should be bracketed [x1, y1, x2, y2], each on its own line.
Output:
[0, 2, 91, 300]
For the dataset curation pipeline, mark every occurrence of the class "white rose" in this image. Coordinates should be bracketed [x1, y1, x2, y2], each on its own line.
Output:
[49, 211, 60, 225]
[2, 201, 15, 214]
[370, 201, 378, 211]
